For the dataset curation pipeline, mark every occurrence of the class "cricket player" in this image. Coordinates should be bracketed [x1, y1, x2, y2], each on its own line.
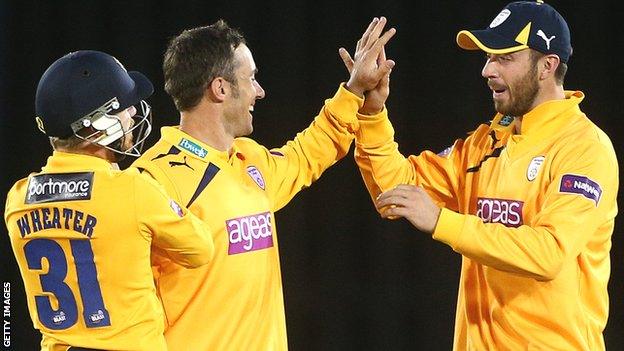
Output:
[132, 18, 395, 350]
[4, 50, 215, 351]
[340, 2, 619, 350]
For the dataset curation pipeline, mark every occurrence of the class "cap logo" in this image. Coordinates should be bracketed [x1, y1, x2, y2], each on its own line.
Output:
[489, 9, 511, 28]
[536, 30, 555, 49]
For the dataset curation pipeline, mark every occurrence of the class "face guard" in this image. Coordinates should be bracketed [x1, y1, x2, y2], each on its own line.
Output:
[70, 97, 152, 158]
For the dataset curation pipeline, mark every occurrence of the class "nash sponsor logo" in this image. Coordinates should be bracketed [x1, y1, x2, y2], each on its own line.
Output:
[227, 211, 273, 255]
[52, 311, 66, 325]
[88, 310, 108, 324]
[476, 197, 524, 228]
[559, 174, 602, 206]
[178, 138, 207, 158]
[25, 172, 93, 204]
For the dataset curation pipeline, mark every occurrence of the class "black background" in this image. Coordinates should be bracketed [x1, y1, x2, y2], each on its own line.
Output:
[1, 1, 622, 350]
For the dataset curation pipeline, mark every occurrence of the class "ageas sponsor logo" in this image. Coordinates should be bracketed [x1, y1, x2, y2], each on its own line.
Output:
[25, 172, 93, 204]
[476, 197, 524, 228]
[227, 211, 273, 255]
[559, 174, 602, 206]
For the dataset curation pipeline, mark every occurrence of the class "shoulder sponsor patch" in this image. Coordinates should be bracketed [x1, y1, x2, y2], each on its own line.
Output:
[25, 172, 93, 204]
[246, 165, 265, 190]
[178, 138, 207, 158]
[559, 174, 602, 206]
[437, 145, 454, 158]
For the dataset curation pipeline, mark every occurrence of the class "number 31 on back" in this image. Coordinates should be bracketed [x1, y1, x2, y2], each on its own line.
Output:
[24, 238, 111, 330]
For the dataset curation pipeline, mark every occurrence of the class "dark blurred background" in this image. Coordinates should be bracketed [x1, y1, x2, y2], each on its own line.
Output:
[1, 1, 622, 350]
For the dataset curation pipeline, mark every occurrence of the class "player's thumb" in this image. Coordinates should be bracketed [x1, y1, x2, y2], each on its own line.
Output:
[375, 59, 395, 81]
[381, 59, 395, 74]
[338, 48, 354, 73]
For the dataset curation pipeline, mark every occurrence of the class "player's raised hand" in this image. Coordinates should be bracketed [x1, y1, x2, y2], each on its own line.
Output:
[360, 46, 392, 115]
[339, 17, 396, 98]
[376, 185, 441, 234]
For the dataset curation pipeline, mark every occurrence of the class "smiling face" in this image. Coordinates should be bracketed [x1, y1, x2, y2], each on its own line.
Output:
[482, 49, 540, 117]
[222, 44, 265, 138]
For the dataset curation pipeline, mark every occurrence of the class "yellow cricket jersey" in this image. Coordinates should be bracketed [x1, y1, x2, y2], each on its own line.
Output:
[131, 85, 362, 350]
[5, 151, 215, 351]
[353, 91, 618, 350]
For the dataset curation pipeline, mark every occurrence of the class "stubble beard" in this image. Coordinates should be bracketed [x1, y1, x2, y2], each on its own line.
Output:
[494, 63, 540, 117]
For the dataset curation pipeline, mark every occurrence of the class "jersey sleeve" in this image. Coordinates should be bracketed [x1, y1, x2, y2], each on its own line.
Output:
[258, 84, 363, 211]
[432, 140, 618, 280]
[353, 108, 467, 211]
[133, 172, 214, 268]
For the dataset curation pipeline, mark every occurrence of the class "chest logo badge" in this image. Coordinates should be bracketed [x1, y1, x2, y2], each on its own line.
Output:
[527, 156, 545, 181]
[246, 165, 265, 190]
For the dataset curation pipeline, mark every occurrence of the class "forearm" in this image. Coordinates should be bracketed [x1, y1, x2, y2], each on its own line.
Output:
[433, 208, 589, 281]
[267, 84, 363, 210]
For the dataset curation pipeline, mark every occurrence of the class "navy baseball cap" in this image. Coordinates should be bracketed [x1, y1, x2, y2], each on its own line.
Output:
[456, 1, 572, 63]
[35, 50, 154, 138]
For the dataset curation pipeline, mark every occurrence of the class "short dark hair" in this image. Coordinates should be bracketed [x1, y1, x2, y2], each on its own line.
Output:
[163, 20, 246, 111]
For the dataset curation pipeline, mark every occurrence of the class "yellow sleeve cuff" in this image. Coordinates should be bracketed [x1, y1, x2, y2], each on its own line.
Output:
[355, 107, 395, 147]
[431, 207, 465, 249]
[324, 83, 365, 131]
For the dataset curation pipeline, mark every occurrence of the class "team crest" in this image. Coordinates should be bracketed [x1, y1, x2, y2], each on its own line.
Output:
[246, 166, 265, 190]
[526, 156, 545, 181]
[169, 199, 184, 217]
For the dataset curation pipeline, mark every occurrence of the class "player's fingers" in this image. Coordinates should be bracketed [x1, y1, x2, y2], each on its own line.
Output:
[360, 17, 379, 50]
[372, 27, 397, 52]
[376, 46, 386, 67]
[338, 48, 354, 72]
[379, 68, 392, 88]
[377, 188, 402, 202]
[380, 205, 409, 220]
[379, 59, 396, 76]
[376, 193, 412, 209]
[393, 184, 419, 193]
[376, 185, 418, 204]
[365, 16, 387, 49]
